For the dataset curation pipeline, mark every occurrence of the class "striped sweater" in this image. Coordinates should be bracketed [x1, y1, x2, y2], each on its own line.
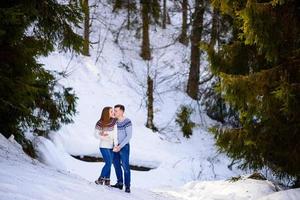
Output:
[94, 118, 118, 149]
[116, 118, 132, 148]
[94, 125, 118, 149]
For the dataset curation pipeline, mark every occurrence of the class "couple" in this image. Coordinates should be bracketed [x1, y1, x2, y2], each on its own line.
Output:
[94, 104, 132, 193]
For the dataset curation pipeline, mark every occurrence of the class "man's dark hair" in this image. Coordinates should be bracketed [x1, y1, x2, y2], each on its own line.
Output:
[114, 104, 125, 112]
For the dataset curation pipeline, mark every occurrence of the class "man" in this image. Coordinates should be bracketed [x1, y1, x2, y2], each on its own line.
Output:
[112, 104, 132, 193]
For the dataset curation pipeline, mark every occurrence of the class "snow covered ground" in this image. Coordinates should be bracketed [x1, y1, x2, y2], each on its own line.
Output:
[0, 134, 174, 200]
[1, 1, 300, 200]
[1, 134, 300, 200]
[161, 180, 300, 200]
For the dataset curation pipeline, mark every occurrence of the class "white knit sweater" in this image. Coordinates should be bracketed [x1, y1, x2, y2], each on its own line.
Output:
[94, 125, 118, 149]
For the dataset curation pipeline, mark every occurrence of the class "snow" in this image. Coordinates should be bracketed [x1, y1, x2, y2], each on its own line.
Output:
[1, 1, 300, 200]
[0, 134, 174, 200]
[1, 134, 300, 200]
[34, 0, 241, 189]
[258, 189, 300, 200]
[160, 179, 276, 200]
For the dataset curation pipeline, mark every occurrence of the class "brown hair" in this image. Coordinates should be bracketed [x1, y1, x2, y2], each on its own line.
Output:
[100, 106, 112, 127]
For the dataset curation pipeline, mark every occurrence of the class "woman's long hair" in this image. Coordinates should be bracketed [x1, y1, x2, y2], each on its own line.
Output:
[96, 107, 116, 129]
[100, 106, 112, 125]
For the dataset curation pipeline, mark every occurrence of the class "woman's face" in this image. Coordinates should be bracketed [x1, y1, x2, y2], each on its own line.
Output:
[109, 108, 115, 118]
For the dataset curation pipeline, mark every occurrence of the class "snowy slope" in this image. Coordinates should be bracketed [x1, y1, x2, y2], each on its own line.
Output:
[1, 1, 300, 200]
[160, 180, 300, 200]
[0, 134, 174, 200]
[34, 0, 242, 189]
[160, 179, 277, 200]
[258, 189, 300, 200]
[2, 134, 299, 200]
[37, 51, 241, 189]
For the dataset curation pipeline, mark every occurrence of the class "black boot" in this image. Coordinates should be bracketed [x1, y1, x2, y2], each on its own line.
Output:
[111, 182, 123, 190]
[125, 187, 131, 193]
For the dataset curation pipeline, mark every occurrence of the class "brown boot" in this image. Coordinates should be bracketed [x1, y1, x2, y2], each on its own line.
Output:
[104, 179, 111, 186]
[95, 177, 104, 185]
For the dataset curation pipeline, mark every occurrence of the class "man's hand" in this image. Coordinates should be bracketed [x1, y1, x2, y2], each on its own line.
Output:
[113, 145, 121, 152]
[100, 131, 109, 136]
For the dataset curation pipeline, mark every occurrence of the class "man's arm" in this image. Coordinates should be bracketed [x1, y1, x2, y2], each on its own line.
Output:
[113, 126, 118, 147]
[119, 120, 132, 149]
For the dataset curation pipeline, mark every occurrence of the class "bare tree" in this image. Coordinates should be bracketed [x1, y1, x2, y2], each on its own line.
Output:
[146, 68, 156, 130]
[140, 0, 151, 60]
[178, 0, 188, 45]
[162, 0, 167, 29]
[82, 0, 90, 56]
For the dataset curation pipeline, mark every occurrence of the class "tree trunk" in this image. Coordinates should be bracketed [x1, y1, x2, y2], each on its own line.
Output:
[82, 0, 90, 56]
[124, 0, 137, 30]
[162, 0, 167, 29]
[146, 74, 157, 131]
[167, 10, 171, 24]
[151, 0, 161, 24]
[186, 0, 204, 100]
[127, 0, 131, 29]
[178, 0, 188, 45]
[210, 7, 219, 48]
[140, 0, 151, 60]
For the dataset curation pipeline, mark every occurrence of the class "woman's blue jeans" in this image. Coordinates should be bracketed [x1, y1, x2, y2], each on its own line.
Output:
[99, 148, 113, 179]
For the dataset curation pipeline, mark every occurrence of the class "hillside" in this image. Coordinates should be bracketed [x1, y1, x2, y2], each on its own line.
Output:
[1, 1, 300, 200]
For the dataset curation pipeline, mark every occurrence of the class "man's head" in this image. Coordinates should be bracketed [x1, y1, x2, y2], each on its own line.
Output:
[114, 104, 125, 119]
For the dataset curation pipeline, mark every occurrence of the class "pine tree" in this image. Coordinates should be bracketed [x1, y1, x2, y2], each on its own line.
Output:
[0, 0, 83, 156]
[207, 0, 300, 185]
[175, 105, 196, 138]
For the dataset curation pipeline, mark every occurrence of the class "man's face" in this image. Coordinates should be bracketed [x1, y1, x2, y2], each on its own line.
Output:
[114, 107, 123, 118]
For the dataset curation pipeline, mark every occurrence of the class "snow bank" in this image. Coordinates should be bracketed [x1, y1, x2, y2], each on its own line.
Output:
[160, 179, 277, 200]
[258, 188, 300, 200]
[0, 133, 174, 200]
[1, 133, 299, 200]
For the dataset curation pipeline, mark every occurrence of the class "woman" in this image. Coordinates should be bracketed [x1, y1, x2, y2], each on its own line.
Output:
[94, 106, 118, 186]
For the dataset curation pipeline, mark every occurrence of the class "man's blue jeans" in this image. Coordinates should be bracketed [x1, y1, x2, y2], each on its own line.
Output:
[100, 148, 113, 179]
[113, 144, 131, 187]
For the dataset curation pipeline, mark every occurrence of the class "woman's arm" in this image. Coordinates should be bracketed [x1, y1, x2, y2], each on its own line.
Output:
[94, 128, 108, 139]
[94, 129, 100, 139]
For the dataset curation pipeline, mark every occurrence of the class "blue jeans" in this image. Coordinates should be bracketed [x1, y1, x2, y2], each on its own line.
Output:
[113, 144, 131, 187]
[100, 148, 113, 179]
